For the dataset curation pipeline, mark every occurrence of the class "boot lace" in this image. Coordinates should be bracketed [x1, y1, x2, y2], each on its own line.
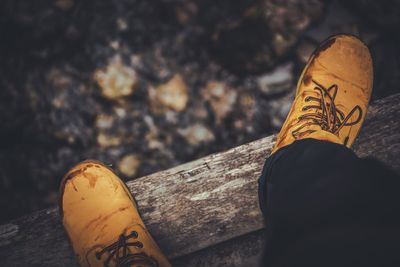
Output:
[292, 79, 363, 146]
[95, 231, 159, 267]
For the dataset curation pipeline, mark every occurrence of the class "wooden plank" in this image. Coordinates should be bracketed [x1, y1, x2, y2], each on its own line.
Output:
[171, 230, 266, 267]
[0, 93, 399, 266]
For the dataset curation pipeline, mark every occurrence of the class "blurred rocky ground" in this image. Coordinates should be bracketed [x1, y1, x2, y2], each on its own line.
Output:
[0, 0, 399, 223]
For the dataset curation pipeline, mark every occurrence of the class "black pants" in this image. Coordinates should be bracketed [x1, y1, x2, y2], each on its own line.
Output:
[258, 139, 400, 266]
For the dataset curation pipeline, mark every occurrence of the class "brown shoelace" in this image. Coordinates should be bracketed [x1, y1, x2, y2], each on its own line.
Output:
[96, 231, 158, 267]
[292, 79, 362, 146]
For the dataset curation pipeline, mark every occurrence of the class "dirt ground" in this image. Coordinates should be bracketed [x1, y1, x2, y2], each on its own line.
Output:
[0, 0, 399, 223]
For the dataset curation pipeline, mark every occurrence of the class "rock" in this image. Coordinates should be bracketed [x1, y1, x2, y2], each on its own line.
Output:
[267, 92, 295, 129]
[95, 114, 115, 130]
[239, 93, 256, 120]
[233, 119, 245, 130]
[271, 33, 291, 57]
[116, 17, 128, 31]
[145, 131, 164, 150]
[113, 107, 127, 118]
[201, 81, 237, 124]
[192, 103, 209, 119]
[264, 0, 325, 57]
[178, 124, 215, 146]
[36, 67, 98, 146]
[94, 55, 138, 100]
[118, 154, 141, 177]
[257, 63, 293, 96]
[97, 132, 122, 147]
[174, 1, 198, 25]
[149, 74, 189, 113]
[143, 115, 165, 150]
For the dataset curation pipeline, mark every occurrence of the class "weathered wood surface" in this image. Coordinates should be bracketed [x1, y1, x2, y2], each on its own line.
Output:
[0, 93, 399, 267]
[172, 230, 266, 267]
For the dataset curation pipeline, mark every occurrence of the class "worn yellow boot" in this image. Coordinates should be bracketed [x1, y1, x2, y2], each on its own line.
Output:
[60, 160, 171, 267]
[272, 34, 373, 154]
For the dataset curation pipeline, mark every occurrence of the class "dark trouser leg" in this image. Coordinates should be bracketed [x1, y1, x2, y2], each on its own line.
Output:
[258, 139, 400, 266]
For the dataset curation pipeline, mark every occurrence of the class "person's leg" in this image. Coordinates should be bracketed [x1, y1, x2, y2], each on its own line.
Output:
[259, 139, 400, 263]
[259, 139, 400, 266]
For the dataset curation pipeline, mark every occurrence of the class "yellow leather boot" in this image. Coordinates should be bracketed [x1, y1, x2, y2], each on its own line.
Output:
[272, 34, 373, 154]
[60, 160, 171, 267]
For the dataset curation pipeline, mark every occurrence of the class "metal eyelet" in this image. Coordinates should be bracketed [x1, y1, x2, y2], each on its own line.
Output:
[131, 231, 138, 238]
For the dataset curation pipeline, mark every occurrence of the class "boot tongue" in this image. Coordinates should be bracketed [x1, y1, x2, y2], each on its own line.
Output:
[298, 125, 342, 145]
